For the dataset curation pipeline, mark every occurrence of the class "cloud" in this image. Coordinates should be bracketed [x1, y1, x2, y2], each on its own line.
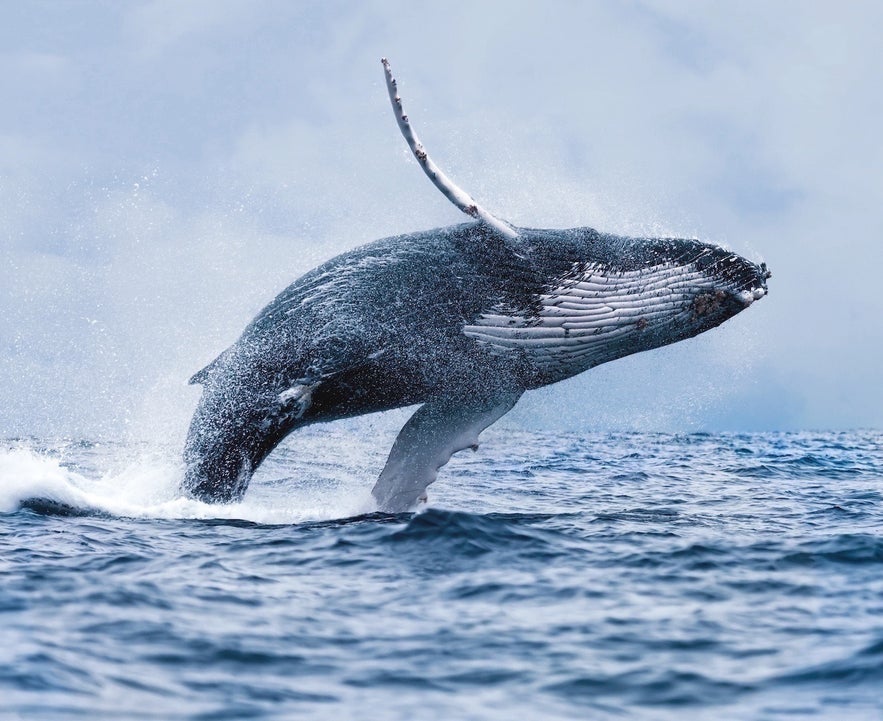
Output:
[123, 0, 261, 58]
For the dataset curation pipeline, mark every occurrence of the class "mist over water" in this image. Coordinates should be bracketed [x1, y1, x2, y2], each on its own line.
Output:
[3, 2, 882, 437]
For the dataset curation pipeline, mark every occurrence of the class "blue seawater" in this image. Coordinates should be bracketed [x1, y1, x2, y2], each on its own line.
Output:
[1, 428, 882, 719]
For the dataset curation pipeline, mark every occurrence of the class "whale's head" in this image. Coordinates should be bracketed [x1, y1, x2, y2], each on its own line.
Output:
[637, 237, 770, 337]
[465, 231, 769, 384]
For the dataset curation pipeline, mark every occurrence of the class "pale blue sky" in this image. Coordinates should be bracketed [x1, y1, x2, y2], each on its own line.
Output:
[1, 1, 881, 440]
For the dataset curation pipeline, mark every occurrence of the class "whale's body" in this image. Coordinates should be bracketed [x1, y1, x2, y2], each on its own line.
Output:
[183, 59, 769, 511]
[184, 223, 768, 510]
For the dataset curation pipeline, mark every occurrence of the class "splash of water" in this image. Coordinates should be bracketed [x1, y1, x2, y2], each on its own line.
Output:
[0, 436, 377, 524]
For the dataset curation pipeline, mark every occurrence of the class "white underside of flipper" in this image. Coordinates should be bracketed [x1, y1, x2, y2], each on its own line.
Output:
[371, 392, 522, 513]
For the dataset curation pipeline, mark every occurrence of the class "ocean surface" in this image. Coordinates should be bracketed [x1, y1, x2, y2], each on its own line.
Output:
[1, 427, 882, 720]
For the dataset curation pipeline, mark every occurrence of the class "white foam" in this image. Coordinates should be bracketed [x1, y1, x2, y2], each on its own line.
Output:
[0, 442, 376, 524]
[0, 447, 96, 513]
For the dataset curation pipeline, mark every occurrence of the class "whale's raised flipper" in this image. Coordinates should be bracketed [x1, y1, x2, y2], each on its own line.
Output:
[371, 390, 522, 513]
[382, 58, 518, 240]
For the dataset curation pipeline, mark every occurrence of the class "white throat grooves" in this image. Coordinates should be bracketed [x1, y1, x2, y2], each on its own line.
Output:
[463, 262, 716, 372]
[381, 57, 518, 240]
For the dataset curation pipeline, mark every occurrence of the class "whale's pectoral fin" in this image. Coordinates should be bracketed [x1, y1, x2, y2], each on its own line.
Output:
[371, 390, 522, 513]
[381, 57, 518, 241]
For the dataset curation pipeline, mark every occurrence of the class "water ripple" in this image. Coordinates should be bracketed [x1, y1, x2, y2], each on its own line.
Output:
[2, 430, 882, 719]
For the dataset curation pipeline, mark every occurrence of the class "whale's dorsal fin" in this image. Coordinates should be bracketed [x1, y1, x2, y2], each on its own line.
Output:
[381, 58, 518, 240]
[188, 347, 232, 385]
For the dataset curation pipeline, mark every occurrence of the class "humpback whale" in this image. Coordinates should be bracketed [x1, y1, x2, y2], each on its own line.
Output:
[183, 59, 770, 512]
